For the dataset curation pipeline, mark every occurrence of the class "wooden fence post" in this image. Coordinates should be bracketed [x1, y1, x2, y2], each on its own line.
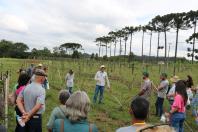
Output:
[4, 71, 9, 129]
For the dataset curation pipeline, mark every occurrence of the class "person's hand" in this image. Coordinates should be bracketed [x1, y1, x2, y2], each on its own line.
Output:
[22, 112, 31, 123]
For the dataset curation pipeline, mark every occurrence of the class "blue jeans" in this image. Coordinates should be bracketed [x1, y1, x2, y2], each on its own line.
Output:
[171, 112, 185, 132]
[93, 85, 104, 103]
[155, 97, 164, 117]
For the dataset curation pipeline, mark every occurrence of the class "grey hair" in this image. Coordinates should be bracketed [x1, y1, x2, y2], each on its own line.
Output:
[65, 90, 90, 122]
[59, 90, 70, 105]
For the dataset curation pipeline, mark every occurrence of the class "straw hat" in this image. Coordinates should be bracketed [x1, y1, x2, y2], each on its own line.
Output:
[38, 63, 43, 67]
[100, 65, 105, 68]
[170, 76, 179, 83]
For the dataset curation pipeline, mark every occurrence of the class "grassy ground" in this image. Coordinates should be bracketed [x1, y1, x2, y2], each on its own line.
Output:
[0, 58, 198, 132]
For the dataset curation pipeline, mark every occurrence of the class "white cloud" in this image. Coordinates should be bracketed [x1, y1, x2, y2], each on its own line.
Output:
[0, 13, 28, 33]
[0, 0, 197, 57]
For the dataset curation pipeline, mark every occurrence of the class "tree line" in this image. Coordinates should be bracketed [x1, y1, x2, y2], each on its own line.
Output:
[0, 40, 83, 59]
[95, 10, 198, 67]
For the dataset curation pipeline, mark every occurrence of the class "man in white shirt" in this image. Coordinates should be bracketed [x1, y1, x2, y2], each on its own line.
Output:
[93, 65, 110, 104]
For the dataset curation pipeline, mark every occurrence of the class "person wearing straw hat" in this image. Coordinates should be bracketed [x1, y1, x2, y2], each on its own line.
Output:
[93, 65, 110, 104]
[138, 72, 152, 101]
[167, 76, 180, 106]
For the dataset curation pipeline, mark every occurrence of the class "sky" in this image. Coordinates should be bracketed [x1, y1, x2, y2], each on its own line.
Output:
[0, 0, 197, 58]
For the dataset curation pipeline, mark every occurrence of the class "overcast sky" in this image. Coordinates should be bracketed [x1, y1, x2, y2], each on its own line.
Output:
[0, 0, 197, 58]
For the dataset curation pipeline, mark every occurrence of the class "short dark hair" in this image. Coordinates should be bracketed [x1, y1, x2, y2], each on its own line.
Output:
[131, 97, 149, 120]
[59, 90, 70, 104]
[143, 72, 149, 77]
[161, 73, 167, 78]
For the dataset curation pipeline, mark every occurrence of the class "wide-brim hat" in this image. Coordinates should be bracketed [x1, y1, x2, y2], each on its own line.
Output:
[35, 69, 47, 77]
[170, 75, 179, 83]
[38, 63, 43, 67]
[100, 65, 105, 68]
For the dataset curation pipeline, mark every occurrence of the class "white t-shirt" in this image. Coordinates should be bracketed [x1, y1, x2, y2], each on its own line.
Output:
[94, 71, 110, 87]
[167, 84, 175, 100]
[65, 73, 74, 87]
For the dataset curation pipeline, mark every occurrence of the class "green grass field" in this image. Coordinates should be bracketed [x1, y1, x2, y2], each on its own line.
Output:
[0, 58, 198, 132]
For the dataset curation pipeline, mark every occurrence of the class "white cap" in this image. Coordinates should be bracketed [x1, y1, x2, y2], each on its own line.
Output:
[38, 63, 43, 67]
[100, 65, 105, 68]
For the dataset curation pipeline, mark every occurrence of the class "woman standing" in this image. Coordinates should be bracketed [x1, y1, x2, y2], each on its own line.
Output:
[169, 80, 188, 132]
[65, 69, 74, 94]
[15, 73, 30, 132]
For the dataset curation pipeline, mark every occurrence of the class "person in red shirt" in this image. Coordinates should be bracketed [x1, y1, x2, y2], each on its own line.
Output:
[168, 80, 188, 132]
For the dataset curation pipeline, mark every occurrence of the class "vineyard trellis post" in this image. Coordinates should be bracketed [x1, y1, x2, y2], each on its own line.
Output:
[1, 71, 9, 130]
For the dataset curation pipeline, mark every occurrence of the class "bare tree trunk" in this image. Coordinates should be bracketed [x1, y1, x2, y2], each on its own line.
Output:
[110, 43, 112, 57]
[149, 31, 152, 58]
[106, 43, 108, 56]
[124, 39, 127, 56]
[141, 31, 145, 62]
[173, 29, 179, 75]
[114, 40, 117, 56]
[119, 38, 122, 56]
[99, 42, 101, 57]
[129, 33, 132, 54]
[192, 20, 197, 64]
[164, 31, 167, 63]
[157, 32, 160, 62]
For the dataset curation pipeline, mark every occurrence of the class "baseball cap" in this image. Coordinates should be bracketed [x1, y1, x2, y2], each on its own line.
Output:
[34, 69, 47, 77]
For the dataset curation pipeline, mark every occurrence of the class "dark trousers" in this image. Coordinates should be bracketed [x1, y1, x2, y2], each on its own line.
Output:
[155, 97, 164, 117]
[93, 85, 104, 103]
[67, 87, 73, 94]
[25, 115, 42, 132]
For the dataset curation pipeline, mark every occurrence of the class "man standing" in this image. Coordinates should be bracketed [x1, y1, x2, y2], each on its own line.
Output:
[93, 65, 110, 104]
[138, 72, 152, 101]
[155, 73, 169, 117]
[17, 69, 46, 132]
[65, 69, 74, 94]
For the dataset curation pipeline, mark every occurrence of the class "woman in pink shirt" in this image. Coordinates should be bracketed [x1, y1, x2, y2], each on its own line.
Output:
[169, 80, 188, 132]
[15, 73, 30, 132]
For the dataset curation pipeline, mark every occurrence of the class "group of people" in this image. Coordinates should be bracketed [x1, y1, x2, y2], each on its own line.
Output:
[7, 63, 198, 132]
[135, 71, 198, 132]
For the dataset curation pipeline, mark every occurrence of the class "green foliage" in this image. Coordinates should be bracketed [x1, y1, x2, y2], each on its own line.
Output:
[0, 40, 29, 58]
[1, 58, 197, 131]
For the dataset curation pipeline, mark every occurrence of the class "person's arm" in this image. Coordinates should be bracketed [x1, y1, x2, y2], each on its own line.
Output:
[47, 108, 57, 132]
[138, 90, 145, 96]
[158, 82, 167, 91]
[16, 90, 26, 115]
[106, 73, 110, 88]
[16, 97, 26, 115]
[65, 74, 68, 83]
[94, 72, 100, 81]
[25, 103, 43, 122]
